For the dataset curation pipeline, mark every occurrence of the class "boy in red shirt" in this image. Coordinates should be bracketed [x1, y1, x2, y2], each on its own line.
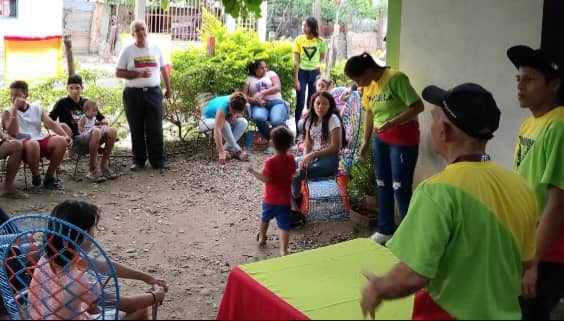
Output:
[248, 126, 296, 256]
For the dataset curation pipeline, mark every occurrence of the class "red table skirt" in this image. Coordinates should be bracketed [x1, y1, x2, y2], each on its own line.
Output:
[216, 266, 308, 320]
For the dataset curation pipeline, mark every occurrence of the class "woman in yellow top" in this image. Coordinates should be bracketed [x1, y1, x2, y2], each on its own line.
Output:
[344, 52, 424, 244]
[293, 17, 326, 131]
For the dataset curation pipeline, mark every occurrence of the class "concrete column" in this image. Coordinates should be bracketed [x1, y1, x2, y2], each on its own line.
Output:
[225, 15, 236, 33]
[312, 0, 321, 22]
[134, 0, 146, 21]
[257, 1, 267, 41]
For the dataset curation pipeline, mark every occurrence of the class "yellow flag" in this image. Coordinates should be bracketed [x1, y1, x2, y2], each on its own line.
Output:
[3, 35, 63, 81]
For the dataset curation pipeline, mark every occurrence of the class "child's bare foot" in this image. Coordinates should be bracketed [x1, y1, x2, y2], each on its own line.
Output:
[256, 233, 266, 246]
[280, 249, 288, 256]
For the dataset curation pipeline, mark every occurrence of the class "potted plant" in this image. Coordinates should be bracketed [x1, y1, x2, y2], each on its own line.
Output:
[347, 138, 378, 225]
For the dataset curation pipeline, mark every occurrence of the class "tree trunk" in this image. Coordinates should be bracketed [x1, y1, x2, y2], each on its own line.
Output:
[63, 35, 75, 76]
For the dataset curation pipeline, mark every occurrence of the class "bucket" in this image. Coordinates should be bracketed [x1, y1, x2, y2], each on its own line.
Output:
[245, 131, 256, 150]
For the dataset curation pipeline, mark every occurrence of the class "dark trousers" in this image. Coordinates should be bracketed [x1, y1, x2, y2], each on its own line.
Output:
[373, 134, 419, 235]
[123, 87, 164, 167]
[520, 262, 564, 320]
[295, 68, 320, 129]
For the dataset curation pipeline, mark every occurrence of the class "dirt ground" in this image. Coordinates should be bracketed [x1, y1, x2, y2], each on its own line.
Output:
[1, 141, 372, 319]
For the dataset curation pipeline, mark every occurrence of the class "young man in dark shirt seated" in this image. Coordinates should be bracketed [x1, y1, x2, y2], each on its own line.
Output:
[50, 75, 119, 182]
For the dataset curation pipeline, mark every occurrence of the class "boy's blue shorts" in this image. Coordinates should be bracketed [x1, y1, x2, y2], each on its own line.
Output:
[262, 203, 291, 231]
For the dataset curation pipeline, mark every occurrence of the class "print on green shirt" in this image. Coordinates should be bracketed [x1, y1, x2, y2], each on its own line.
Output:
[515, 135, 535, 168]
[303, 46, 318, 61]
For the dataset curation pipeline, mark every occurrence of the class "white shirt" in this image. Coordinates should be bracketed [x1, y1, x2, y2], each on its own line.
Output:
[116, 43, 165, 88]
[305, 114, 341, 152]
[246, 70, 282, 101]
[11, 103, 45, 140]
[81, 116, 97, 134]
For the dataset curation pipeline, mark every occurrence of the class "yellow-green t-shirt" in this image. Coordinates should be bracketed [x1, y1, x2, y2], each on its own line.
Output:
[387, 161, 538, 319]
[514, 106, 564, 262]
[361, 69, 420, 128]
[293, 35, 326, 71]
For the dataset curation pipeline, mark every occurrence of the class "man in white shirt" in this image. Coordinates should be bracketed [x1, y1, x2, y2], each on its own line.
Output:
[116, 20, 172, 171]
[2, 81, 72, 190]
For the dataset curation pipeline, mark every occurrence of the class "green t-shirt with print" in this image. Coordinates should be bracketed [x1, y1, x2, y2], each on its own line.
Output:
[361, 69, 420, 128]
[514, 106, 564, 211]
[293, 35, 326, 70]
[513, 106, 564, 263]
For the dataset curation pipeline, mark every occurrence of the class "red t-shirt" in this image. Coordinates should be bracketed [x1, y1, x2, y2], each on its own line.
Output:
[263, 153, 296, 206]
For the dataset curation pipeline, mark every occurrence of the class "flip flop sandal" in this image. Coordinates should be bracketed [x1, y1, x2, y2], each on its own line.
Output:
[234, 150, 249, 161]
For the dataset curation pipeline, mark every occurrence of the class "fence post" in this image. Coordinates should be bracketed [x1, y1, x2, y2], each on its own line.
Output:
[63, 34, 75, 76]
[207, 35, 215, 56]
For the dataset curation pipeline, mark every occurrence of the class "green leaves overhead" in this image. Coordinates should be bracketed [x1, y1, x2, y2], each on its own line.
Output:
[221, 0, 263, 18]
[158, 0, 264, 18]
[161, 0, 169, 10]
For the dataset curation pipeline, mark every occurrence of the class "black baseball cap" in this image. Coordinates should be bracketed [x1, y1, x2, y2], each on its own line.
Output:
[507, 45, 562, 79]
[422, 83, 501, 140]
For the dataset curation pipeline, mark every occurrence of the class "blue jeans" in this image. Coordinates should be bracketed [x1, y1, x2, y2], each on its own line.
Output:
[199, 117, 248, 152]
[373, 135, 419, 235]
[291, 155, 340, 200]
[251, 99, 288, 141]
[295, 69, 320, 129]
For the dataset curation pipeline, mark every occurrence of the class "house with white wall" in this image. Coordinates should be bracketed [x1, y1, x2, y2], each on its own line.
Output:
[0, 0, 64, 51]
[386, 0, 562, 182]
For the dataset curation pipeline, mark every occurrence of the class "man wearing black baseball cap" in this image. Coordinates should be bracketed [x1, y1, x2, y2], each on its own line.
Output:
[507, 45, 564, 320]
[360, 83, 538, 320]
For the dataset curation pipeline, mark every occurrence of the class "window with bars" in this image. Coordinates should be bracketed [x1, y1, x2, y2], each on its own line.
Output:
[0, 0, 17, 18]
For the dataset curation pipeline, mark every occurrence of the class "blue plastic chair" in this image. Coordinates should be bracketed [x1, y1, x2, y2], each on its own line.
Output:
[0, 214, 119, 320]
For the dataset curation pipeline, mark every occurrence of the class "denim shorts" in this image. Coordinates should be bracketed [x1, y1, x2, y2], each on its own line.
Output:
[262, 203, 291, 231]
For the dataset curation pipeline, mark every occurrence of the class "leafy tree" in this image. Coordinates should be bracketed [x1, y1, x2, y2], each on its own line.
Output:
[221, 0, 264, 18]
[157, 0, 264, 18]
[268, 0, 382, 24]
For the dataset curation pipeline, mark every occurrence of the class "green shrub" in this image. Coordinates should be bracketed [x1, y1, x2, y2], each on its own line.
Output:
[319, 59, 354, 89]
[167, 10, 295, 140]
[330, 59, 351, 87]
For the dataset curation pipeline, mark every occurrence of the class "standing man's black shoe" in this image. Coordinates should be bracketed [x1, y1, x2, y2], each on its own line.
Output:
[152, 162, 170, 170]
[130, 163, 145, 172]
